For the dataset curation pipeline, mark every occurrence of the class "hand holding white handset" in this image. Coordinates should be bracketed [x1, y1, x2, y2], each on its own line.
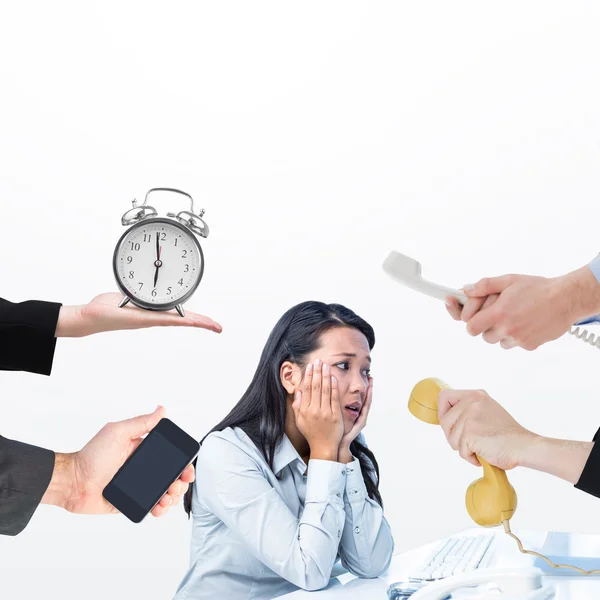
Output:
[382, 250, 600, 350]
[406, 567, 554, 599]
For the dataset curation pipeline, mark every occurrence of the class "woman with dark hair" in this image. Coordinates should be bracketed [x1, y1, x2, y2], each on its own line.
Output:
[175, 301, 394, 599]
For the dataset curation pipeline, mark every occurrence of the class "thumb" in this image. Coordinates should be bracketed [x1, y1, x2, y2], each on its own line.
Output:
[463, 275, 513, 298]
[121, 405, 166, 439]
[438, 389, 462, 421]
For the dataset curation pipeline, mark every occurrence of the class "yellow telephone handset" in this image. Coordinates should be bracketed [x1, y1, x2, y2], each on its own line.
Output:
[408, 377, 517, 527]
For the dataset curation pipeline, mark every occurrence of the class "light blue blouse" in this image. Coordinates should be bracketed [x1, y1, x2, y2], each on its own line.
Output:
[174, 427, 394, 599]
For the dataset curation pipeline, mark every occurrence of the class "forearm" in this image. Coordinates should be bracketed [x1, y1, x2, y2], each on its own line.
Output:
[518, 435, 593, 484]
[54, 305, 84, 337]
[286, 460, 351, 588]
[340, 501, 394, 576]
[41, 453, 75, 509]
[339, 459, 394, 577]
[310, 448, 339, 462]
[311, 446, 353, 464]
[280, 460, 348, 588]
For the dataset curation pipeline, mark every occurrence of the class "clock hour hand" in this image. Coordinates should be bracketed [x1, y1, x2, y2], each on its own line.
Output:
[153, 232, 161, 288]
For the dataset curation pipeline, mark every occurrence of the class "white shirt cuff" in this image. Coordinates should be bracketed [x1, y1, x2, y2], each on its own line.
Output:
[343, 458, 368, 503]
[305, 459, 346, 505]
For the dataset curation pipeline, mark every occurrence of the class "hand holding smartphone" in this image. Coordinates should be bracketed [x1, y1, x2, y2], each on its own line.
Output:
[103, 418, 199, 523]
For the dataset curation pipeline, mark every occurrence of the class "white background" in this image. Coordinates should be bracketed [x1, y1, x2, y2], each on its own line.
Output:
[2, 1, 600, 598]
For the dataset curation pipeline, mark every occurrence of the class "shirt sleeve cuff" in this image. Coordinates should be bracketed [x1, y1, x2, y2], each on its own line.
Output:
[0, 299, 62, 375]
[305, 459, 346, 505]
[344, 458, 368, 503]
[0, 437, 55, 536]
[589, 253, 600, 284]
[574, 438, 600, 499]
[572, 255, 600, 326]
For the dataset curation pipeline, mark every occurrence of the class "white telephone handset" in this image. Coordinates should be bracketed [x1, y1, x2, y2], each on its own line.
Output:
[408, 567, 555, 600]
[382, 250, 468, 304]
[382, 250, 600, 349]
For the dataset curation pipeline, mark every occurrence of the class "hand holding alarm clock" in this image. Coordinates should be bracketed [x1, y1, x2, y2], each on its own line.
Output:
[54, 188, 223, 337]
[55, 291, 222, 337]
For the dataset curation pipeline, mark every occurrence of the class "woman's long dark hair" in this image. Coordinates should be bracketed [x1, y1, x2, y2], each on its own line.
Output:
[184, 301, 383, 516]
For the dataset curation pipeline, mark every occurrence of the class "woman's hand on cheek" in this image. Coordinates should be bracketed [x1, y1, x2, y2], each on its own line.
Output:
[291, 360, 345, 462]
[338, 376, 373, 464]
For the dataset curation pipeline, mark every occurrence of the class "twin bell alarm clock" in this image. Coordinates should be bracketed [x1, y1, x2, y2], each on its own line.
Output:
[113, 188, 210, 317]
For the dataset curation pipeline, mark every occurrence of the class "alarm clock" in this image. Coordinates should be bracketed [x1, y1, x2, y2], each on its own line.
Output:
[113, 188, 210, 317]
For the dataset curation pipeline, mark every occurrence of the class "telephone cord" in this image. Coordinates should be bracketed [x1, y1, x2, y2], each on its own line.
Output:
[503, 520, 600, 575]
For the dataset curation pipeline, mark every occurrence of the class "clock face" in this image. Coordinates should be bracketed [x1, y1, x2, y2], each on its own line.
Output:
[114, 219, 203, 308]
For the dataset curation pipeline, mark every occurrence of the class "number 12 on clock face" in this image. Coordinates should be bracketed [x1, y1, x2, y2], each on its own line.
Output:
[112, 218, 205, 312]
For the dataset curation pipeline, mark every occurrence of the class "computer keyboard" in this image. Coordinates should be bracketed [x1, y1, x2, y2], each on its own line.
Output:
[408, 534, 495, 582]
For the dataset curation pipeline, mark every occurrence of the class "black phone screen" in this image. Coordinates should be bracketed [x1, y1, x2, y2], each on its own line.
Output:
[103, 418, 199, 522]
[111, 431, 189, 512]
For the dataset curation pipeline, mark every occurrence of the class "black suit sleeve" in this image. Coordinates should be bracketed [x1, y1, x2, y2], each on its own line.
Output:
[0, 436, 55, 536]
[574, 427, 600, 498]
[0, 297, 62, 375]
[1, 297, 62, 535]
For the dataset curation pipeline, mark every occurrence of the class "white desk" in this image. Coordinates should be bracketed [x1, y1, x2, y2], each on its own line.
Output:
[281, 527, 600, 599]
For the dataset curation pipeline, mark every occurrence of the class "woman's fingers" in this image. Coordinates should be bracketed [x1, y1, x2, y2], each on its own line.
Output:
[330, 374, 341, 416]
[322, 363, 332, 414]
[302, 362, 314, 409]
[350, 376, 373, 434]
[311, 359, 323, 409]
[360, 376, 374, 426]
[292, 390, 302, 418]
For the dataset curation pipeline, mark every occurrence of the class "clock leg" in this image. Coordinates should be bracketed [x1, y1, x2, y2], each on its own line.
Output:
[175, 304, 185, 318]
[118, 297, 130, 308]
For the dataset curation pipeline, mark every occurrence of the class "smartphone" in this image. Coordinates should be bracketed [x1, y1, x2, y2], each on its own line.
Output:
[102, 418, 200, 523]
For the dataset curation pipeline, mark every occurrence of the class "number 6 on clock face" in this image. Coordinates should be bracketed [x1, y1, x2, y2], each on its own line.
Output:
[112, 217, 205, 314]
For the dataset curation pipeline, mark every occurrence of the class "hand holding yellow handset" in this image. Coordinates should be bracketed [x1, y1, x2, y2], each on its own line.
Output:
[381, 250, 600, 576]
[408, 377, 600, 576]
[409, 377, 517, 528]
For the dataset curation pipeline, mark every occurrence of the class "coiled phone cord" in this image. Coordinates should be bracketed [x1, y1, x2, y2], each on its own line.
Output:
[569, 325, 600, 349]
[502, 520, 600, 575]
